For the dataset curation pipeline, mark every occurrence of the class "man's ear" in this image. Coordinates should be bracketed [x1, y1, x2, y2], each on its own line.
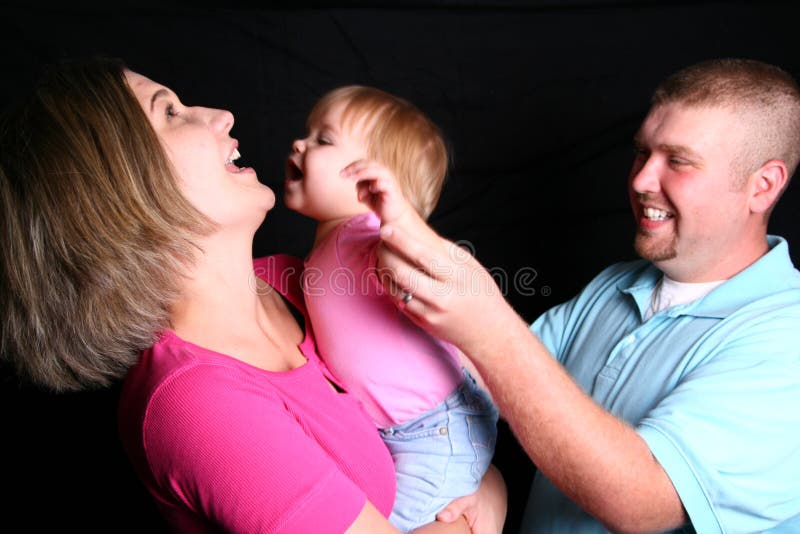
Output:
[749, 159, 789, 214]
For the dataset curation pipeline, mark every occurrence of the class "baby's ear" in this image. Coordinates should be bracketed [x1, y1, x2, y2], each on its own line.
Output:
[748, 159, 788, 214]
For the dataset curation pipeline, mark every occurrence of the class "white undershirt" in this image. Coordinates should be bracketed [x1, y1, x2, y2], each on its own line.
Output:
[645, 274, 727, 321]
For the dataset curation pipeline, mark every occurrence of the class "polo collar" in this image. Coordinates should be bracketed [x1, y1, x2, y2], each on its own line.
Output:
[620, 235, 799, 320]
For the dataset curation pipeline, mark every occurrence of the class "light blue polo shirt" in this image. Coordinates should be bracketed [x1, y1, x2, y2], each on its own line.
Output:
[521, 235, 800, 533]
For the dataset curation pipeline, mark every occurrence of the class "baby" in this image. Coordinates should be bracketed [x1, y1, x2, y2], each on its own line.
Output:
[285, 85, 499, 533]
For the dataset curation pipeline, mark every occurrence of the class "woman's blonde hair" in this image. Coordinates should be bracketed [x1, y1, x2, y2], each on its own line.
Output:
[307, 85, 449, 219]
[0, 57, 213, 391]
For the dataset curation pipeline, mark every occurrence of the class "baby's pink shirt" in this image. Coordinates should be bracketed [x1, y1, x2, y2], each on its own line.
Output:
[303, 212, 463, 429]
[118, 254, 396, 533]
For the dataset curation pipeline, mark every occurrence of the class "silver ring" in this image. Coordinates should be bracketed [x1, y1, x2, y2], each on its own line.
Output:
[402, 292, 414, 305]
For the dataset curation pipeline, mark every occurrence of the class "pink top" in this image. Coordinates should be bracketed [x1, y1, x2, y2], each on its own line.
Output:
[118, 254, 396, 533]
[304, 212, 463, 429]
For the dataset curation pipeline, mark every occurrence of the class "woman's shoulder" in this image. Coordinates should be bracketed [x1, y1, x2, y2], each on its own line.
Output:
[119, 331, 270, 416]
[119, 332, 293, 456]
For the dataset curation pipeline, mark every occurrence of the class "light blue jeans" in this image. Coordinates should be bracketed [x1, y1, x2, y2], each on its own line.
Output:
[380, 369, 499, 533]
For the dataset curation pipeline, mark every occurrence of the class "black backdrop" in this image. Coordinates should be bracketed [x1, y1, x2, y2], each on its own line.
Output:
[2, 2, 799, 532]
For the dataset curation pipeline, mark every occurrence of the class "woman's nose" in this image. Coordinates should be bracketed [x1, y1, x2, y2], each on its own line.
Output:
[198, 107, 234, 133]
[215, 109, 234, 133]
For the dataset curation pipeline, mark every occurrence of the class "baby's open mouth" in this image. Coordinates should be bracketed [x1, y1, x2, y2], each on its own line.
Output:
[286, 159, 303, 181]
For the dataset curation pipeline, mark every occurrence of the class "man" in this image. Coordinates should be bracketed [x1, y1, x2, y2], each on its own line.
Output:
[367, 58, 800, 532]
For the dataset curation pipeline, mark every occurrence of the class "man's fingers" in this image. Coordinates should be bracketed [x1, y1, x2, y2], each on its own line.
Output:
[375, 252, 431, 325]
[341, 160, 385, 183]
[379, 223, 447, 277]
[339, 159, 368, 177]
[379, 243, 432, 301]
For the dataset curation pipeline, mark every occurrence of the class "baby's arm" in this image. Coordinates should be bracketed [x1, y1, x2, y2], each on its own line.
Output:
[343, 159, 493, 403]
[340, 159, 446, 301]
[340, 159, 417, 226]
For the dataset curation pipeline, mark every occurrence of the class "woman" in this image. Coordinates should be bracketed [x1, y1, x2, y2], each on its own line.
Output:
[0, 57, 504, 533]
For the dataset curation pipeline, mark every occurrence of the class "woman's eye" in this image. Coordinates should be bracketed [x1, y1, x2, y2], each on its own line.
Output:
[166, 103, 179, 119]
[317, 136, 331, 145]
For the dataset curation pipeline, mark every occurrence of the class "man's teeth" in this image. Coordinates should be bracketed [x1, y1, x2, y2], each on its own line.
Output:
[225, 148, 241, 165]
[644, 207, 671, 221]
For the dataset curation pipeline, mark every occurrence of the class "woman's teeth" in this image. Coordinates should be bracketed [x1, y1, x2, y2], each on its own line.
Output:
[225, 148, 241, 165]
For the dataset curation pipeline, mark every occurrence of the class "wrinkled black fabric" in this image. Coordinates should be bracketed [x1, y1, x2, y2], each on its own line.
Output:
[2, 3, 799, 531]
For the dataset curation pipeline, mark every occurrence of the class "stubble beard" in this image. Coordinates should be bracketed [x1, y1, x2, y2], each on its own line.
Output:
[634, 229, 678, 262]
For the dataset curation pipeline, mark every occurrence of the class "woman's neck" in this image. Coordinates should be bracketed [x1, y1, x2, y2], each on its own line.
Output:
[168, 231, 307, 371]
[170, 232, 265, 341]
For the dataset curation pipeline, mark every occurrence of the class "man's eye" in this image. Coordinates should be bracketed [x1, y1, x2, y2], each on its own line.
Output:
[669, 157, 689, 166]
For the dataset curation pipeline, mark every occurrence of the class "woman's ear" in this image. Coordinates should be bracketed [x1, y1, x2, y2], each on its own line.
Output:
[749, 159, 789, 214]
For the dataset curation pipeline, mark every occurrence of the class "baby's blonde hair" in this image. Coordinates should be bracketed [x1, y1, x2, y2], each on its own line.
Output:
[308, 85, 448, 219]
